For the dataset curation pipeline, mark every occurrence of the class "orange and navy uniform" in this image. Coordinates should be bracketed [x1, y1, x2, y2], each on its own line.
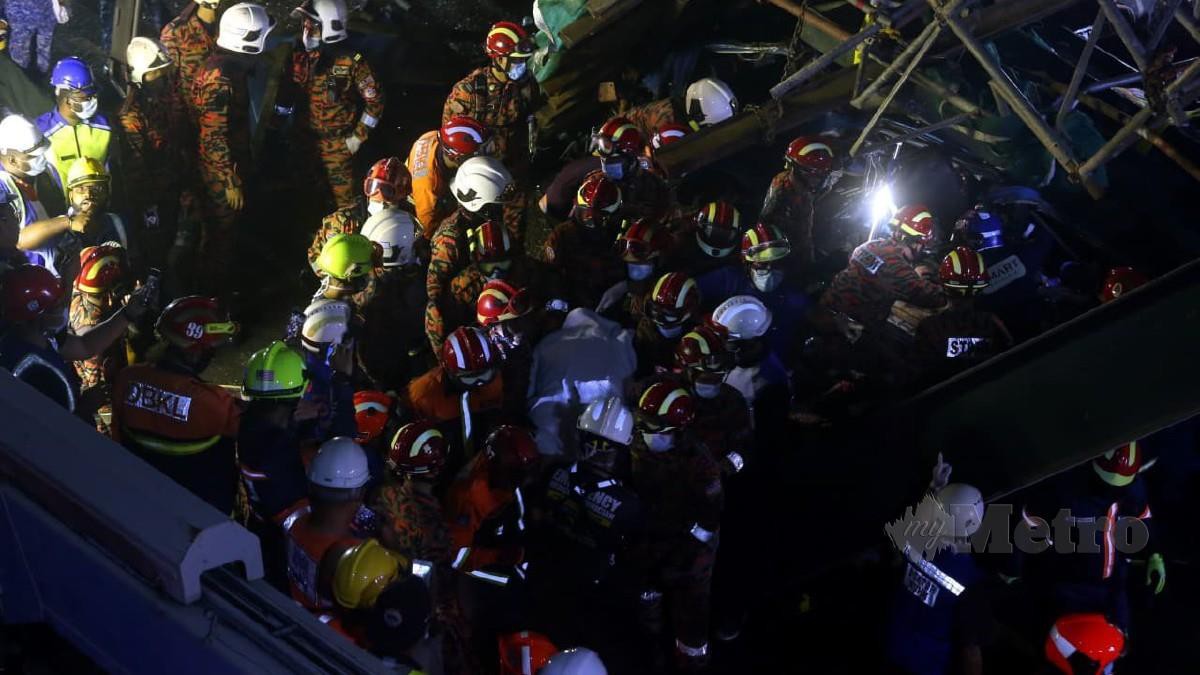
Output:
[444, 455, 527, 583]
[278, 499, 361, 612]
[401, 365, 505, 424]
[406, 129, 454, 237]
[160, 4, 217, 106]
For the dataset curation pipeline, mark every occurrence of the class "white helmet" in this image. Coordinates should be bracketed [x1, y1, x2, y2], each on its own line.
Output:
[450, 156, 512, 212]
[217, 3, 276, 55]
[542, 648, 608, 675]
[361, 209, 418, 268]
[577, 396, 634, 446]
[685, 77, 737, 127]
[126, 37, 172, 84]
[296, 0, 349, 44]
[935, 483, 984, 539]
[0, 114, 47, 154]
[711, 295, 772, 340]
[301, 298, 351, 353]
[309, 436, 370, 489]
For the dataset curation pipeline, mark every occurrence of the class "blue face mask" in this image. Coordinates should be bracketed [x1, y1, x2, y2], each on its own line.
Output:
[601, 158, 625, 181]
[506, 60, 528, 81]
[627, 262, 654, 281]
[642, 431, 675, 452]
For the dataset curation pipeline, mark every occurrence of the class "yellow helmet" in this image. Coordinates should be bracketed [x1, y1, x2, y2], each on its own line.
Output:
[332, 539, 405, 609]
[66, 157, 110, 190]
[316, 233, 376, 282]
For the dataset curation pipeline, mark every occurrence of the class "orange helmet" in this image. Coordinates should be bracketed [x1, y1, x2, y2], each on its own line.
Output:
[891, 205, 936, 244]
[1098, 266, 1147, 304]
[155, 296, 238, 353]
[593, 117, 645, 157]
[1044, 613, 1125, 675]
[74, 243, 126, 293]
[363, 156, 412, 204]
[939, 246, 989, 295]
[497, 631, 558, 675]
[353, 390, 393, 444]
[1092, 441, 1144, 487]
[387, 420, 448, 477]
[485, 21, 533, 59]
[476, 279, 532, 326]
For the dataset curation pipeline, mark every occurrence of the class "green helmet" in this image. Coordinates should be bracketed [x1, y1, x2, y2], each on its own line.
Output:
[242, 340, 308, 400]
[317, 233, 376, 281]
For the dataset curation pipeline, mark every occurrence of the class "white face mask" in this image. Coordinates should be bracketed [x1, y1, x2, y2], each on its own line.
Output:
[642, 431, 675, 453]
[694, 382, 722, 399]
[366, 200, 386, 216]
[506, 60, 528, 81]
[22, 152, 48, 177]
[751, 268, 785, 292]
[73, 97, 98, 120]
[302, 33, 321, 51]
[627, 262, 654, 281]
[656, 323, 683, 339]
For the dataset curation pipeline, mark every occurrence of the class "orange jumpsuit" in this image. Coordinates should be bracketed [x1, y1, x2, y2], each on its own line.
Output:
[405, 129, 454, 237]
[402, 366, 505, 424]
[279, 499, 361, 612]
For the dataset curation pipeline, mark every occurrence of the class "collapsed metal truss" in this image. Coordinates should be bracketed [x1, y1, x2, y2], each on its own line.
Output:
[768, 0, 1200, 198]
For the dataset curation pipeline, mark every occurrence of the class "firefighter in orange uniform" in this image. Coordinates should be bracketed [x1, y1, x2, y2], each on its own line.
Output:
[402, 325, 505, 425]
[406, 115, 490, 236]
[111, 296, 242, 513]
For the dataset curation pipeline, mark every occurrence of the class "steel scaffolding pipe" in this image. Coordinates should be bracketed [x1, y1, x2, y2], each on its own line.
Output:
[850, 22, 943, 156]
[1057, 10, 1107, 130]
[771, 23, 882, 99]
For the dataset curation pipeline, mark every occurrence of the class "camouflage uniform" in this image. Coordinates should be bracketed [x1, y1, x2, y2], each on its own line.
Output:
[191, 53, 252, 293]
[5, 0, 57, 72]
[760, 170, 816, 265]
[625, 96, 687, 143]
[425, 212, 472, 351]
[69, 289, 125, 433]
[445, 256, 556, 338]
[283, 46, 385, 209]
[541, 221, 624, 310]
[306, 198, 367, 268]
[821, 239, 946, 329]
[442, 66, 536, 165]
[160, 5, 218, 108]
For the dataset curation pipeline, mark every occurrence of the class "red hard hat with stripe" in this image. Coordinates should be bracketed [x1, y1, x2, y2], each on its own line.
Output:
[440, 325, 497, 376]
[694, 201, 742, 258]
[891, 205, 936, 243]
[636, 377, 696, 430]
[439, 116, 490, 159]
[740, 223, 791, 263]
[468, 220, 513, 262]
[485, 21, 533, 59]
[75, 243, 126, 294]
[647, 272, 700, 328]
[2, 264, 64, 323]
[363, 156, 412, 203]
[353, 390, 394, 444]
[784, 136, 834, 174]
[483, 425, 541, 472]
[652, 122, 690, 150]
[476, 279, 532, 326]
[155, 295, 238, 353]
[594, 117, 645, 157]
[615, 218, 670, 262]
[675, 324, 731, 372]
[388, 420, 448, 477]
[939, 245, 989, 294]
[574, 171, 623, 229]
[1092, 441, 1145, 487]
[498, 631, 557, 675]
[1044, 613, 1125, 675]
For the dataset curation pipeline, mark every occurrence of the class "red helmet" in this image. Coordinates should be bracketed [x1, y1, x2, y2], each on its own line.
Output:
[363, 157, 412, 204]
[75, 244, 126, 294]
[476, 279, 532, 326]
[353, 390, 394, 444]
[439, 116, 490, 160]
[647, 272, 700, 329]
[155, 296, 238, 353]
[1099, 266, 1147, 304]
[784, 136, 835, 175]
[740, 223, 791, 263]
[485, 21, 533, 59]
[387, 420, 449, 477]
[1092, 441, 1144, 487]
[694, 201, 742, 258]
[1044, 613, 1125, 675]
[498, 631, 557, 675]
[440, 326, 498, 382]
[593, 117, 645, 158]
[483, 425, 541, 473]
[468, 220, 513, 263]
[574, 171, 623, 230]
[674, 324, 732, 372]
[615, 218, 670, 263]
[891, 205, 936, 244]
[939, 246, 989, 294]
[651, 122, 690, 150]
[2, 264, 64, 323]
[636, 377, 696, 430]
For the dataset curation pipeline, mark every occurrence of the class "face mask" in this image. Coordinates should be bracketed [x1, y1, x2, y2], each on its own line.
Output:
[694, 381, 722, 399]
[656, 323, 683, 339]
[751, 268, 785, 292]
[601, 158, 625, 181]
[506, 60, 528, 81]
[72, 97, 98, 120]
[366, 200, 386, 216]
[302, 34, 321, 51]
[21, 152, 48, 177]
[642, 431, 675, 453]
[627, 262, 654, 281]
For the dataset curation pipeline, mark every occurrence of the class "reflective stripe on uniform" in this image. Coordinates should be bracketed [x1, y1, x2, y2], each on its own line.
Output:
[904, 545, 966, 596]
[452, 546, 470, 569]
[466, 569, 510, 585]
[360, 113, 379, 129]
[12, 352, 77, 412]
[125, 428, 220, 455]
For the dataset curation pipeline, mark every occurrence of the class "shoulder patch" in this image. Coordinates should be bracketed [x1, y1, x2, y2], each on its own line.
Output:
[851, 246, 886, 275]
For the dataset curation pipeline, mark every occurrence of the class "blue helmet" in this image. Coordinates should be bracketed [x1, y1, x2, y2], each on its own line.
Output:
[956, 208, 1004, 251]
[50, 57, 96, 94]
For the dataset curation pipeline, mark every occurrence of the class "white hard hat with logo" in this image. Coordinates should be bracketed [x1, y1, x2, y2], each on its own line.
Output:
[126, 37, 172, 84]
[711, 295, 772, 340]
[309, 436, 370, 489]
[217, 3, 276, 55]
[577, 396, 634, 446]
[685, 77, 737, 127]
[361, 209, 418, 268]
[450, 156, 512, 212]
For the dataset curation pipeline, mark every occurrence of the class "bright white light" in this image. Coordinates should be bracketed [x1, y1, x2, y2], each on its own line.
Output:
[869, 183, 897, 226]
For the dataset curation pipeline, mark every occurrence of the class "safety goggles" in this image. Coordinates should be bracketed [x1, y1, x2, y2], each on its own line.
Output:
[614, 237, 656, 261]
[477, 259, 512, 277]
[744, 241, 791, 263]
[646, 302, 688, 327]
[364, 178, 399, 203]
[456, 368, 496, 388]
[70, 182, 109, 198]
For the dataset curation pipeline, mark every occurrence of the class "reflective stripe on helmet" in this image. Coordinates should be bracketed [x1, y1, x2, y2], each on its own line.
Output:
[448, 332, 467, 370]
[411, 428, 441, 457]
[444, 124, 484, 143]
[796, 141, 832, 156]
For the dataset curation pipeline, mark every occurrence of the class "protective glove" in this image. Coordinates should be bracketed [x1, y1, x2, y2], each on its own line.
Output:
[1146, 552, 1166, 594]
[345, 135, 363, 155]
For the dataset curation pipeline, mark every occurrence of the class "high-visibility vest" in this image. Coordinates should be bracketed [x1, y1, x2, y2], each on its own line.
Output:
[38, 111, 112, 194]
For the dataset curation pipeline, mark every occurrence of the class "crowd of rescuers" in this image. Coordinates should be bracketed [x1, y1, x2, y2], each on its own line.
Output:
[0, 2, 1165, 673]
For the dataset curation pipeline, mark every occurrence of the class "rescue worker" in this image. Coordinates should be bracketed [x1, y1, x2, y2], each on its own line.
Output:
[597, 217, 674, 327]
[442, 21, 537, 166]
[280, 0, 385, 209]
[650, 122, 690, 153]
[37, 57, 113, 193]
[670, 200, 743, 279]
[373, 421, 478, 675]
[363, 577, 435, 671]
[190, 3, 275, 298]
[1, 264, 150, 413]
[296, 297, 359, 449]
[822, 204, 947, 332]
[629, 377, 721, 670]
[313, 232, 375, 302]
[357, 208, 428, 389]
[634, 271, 700, 375]
[709, 295, 790, 428]
[407, 115, 491, 236]
[119, 37, 195, 284]
[425, 155, 512, 351]
[541, 171, 626, 309]
[237, 340, 311, 586]
[475, 278, 542, 409]
[1, 114, 67, 266]
[886, 481, 995, 675]
[279, 436, 371, 614]
[497, 632, 558, 675]
[111, 296, 241, 513]
[329, 538, 403, 643]
[1019, 442, 1165, 633]
[1044, 613, 1125, 675]
[161, 0, 220, 103]
[3, 0, 61, 73]
[914, 246, 1013, 384]
[308, 157, 411, 271]
[759, 136, 836, 266]
[624, 77, 737, 142]
[352, 389, 392, 448]
[402, 325, 505, 428]
[68, 243, 128, 432]
[17, 158, 128, 282]
[541, 117, 668, 221]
